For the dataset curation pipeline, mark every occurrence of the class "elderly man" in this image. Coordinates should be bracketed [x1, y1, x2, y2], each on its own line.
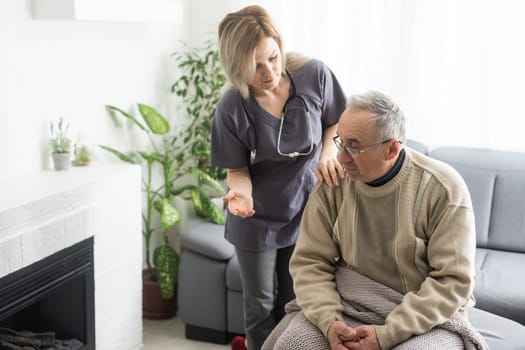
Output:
[262, 91, 488, 350]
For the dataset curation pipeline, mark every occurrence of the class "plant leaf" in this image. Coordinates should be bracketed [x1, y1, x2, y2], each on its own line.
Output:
[189, 187, 226, 224]
[138, 151, 154, 162]
[98, 145, 136, 164]
[171, 184, 195, 196]
[153, 243, 179, 299]
[105, 105, 148, 131]
[208, 201, 226, 225]
[190, 188, 207, 217]
[191, 167, 226, 195]
[155, 198, 181, 232]
[138, 151, 164, 164]
[138, 103, 169, 135]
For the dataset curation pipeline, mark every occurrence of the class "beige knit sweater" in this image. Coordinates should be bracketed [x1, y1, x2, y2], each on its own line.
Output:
[290, 148, 477, 350]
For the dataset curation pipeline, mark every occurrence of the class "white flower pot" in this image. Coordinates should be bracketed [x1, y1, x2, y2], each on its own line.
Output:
[52, 152, 71, 171]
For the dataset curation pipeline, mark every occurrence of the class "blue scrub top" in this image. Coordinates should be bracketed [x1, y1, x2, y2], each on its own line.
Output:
[211, 59, 346, 251]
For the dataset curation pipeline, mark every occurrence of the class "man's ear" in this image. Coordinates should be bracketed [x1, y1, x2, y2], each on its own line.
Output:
[384, 140, 400, 161]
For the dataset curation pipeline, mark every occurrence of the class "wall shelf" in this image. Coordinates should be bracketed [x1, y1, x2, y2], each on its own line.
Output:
[31, 0, 182, 23]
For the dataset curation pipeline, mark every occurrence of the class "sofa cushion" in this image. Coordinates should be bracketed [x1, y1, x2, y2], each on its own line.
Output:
[181, 221, 234, 260]
[475, 248, 525, 325]
[490, 172, 525, 252]
[469, 307, 525, 350]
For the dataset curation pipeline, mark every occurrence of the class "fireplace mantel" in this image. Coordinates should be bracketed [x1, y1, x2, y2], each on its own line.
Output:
[0, 162, 143, 350]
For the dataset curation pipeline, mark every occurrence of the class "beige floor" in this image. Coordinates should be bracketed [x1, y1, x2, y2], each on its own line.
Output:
[143, 316, 231, 350]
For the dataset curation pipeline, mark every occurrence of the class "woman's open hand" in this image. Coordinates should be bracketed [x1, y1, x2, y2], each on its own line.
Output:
[224, 190, 255, 218]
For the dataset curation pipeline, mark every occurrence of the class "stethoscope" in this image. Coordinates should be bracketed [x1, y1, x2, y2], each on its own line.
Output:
[250, 70, 314, 163]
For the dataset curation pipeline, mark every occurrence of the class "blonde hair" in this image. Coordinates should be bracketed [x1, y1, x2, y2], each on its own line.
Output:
[285, 51, 311, 73]
[218, 5, 285, 99]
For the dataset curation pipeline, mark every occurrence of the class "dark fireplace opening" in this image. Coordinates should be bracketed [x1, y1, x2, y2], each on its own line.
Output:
[0, 237, 95, 350]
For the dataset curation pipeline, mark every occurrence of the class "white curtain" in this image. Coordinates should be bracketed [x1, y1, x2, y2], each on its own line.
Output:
[231, 0, 525, 152]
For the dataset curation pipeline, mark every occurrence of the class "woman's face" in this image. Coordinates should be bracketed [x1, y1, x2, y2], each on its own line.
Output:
[249, 36, 282, 93]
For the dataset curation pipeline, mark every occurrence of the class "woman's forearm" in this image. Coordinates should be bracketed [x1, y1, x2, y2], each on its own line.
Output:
[227, 167, 253, 195]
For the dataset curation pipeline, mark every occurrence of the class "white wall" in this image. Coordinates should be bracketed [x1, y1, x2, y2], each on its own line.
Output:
[185, 0, 232, 45]
[0, 0, 242, 182]
[228, 0, 525, 153]
[4, 0, 525, 183]
[0, 0, 187, 180]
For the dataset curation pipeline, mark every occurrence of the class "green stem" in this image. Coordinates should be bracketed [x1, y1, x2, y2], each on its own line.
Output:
[144, 159, 155, 278]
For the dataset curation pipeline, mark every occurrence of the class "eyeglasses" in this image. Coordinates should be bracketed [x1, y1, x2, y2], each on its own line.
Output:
[333, 136, 395, 157]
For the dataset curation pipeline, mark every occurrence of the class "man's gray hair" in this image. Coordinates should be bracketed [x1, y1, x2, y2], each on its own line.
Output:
[348, 90, 406, 143]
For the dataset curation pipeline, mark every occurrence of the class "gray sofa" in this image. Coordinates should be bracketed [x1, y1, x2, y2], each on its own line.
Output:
[178, 141, 525, 349]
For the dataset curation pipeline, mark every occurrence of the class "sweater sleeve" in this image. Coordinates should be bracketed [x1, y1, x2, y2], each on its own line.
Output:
[289, 183, 345, 336]
[374, 193, 476, 349]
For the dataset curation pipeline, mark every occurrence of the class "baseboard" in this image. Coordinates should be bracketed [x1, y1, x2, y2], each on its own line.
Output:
[185, 324, 231, 344]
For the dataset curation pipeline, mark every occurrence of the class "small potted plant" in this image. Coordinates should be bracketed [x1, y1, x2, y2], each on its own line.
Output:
[72, 143, 91, 166]
[49, 117, 72, 171]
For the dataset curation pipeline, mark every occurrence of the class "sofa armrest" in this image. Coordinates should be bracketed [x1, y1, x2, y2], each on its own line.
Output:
[181, 221, 234, 260]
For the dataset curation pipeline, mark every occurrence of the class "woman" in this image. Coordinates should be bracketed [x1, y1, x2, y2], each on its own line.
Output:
[210, 5, 347, 350]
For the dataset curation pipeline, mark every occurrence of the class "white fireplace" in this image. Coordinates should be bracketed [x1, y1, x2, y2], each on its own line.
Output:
[0, 162, 143, 350]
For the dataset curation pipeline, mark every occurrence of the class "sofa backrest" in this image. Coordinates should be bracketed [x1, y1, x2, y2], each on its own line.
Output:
[429, 146, 525, 253]
[406, 139, 429, 155]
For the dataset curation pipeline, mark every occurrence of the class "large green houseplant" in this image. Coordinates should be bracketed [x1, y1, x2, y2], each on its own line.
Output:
[170, 40, 227, 182]
[99, 40, 228, 311]
[100, 103, 226, 304]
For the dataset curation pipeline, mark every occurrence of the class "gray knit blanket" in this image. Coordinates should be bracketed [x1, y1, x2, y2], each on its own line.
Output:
[262, 266, 489, 350]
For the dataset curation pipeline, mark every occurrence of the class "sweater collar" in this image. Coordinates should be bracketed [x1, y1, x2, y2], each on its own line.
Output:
[356, 148, 413, 197]
[366, 149, 406, 187]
